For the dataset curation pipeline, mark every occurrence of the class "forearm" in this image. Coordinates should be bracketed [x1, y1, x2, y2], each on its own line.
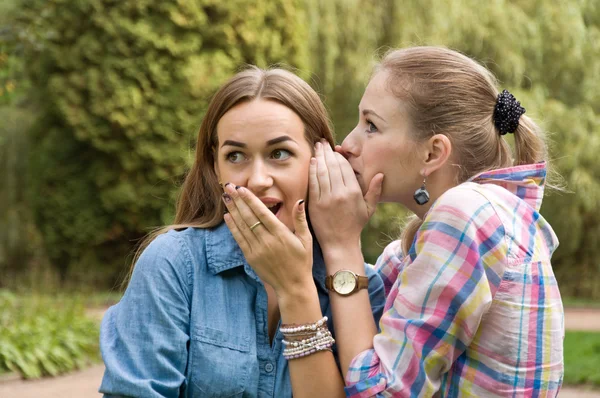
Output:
[279, 286, 345, 398]
[324, 245, 378, 376]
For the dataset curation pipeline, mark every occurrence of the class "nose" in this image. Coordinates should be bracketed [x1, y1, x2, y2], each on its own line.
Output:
[341, 128, 361, 158]
[246, 159, 273, 193]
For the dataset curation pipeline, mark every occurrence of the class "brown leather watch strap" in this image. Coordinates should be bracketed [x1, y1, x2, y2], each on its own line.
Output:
[357, 275, 369, 291]
[325, 275, 333, 290]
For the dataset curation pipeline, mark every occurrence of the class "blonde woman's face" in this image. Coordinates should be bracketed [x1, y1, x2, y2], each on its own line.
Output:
[214, 99, 313, 231]
[341, 71, 423, 206]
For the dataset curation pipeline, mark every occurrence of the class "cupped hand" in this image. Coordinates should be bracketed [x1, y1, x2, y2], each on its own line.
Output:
[221, 183, 314, 297]
[308, 141, 384, 256]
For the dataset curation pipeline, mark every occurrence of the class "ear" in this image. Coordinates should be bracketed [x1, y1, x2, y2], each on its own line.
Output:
[422, 134, 452, 176]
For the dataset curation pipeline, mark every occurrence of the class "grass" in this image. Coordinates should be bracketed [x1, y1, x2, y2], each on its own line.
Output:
[563, 297, 600, 308]
[564, 331, 600, 386]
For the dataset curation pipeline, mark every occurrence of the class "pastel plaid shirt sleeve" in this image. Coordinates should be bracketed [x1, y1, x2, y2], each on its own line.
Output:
[345, 188, 507, 397]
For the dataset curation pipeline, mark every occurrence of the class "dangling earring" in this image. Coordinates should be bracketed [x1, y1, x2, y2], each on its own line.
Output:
[413, 177, 430, 205]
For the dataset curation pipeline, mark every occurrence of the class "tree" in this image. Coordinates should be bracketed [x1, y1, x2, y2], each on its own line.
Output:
[14, 0, 309, 286]
[309, 0, 600, 297]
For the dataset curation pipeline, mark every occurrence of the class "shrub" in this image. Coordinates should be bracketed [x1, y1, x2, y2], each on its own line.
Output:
[0, 290, 100, 378]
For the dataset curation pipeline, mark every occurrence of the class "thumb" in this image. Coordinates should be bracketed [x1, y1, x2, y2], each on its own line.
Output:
[293, 199, 311, 248]
[364, 173, 384, 217]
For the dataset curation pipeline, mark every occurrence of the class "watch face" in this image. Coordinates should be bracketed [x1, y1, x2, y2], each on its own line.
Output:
[333, 270, 357, 295]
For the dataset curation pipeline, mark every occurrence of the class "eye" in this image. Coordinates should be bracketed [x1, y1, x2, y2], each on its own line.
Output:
[226, 152, 246, 163]
[366, 119, 378, 134]
[271, 149, 292, 160]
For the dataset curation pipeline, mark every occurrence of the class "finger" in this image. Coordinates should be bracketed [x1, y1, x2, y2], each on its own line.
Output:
[292, 199, 311, 249]
[364, 173, 384, 216]
[323, 141, 345, 188]
[308, 157, 320, 203]
[335, 152, 361, 192]
[222, 184, 261, 244]
[223, 213, 252, 254]
[235, 186, 284, 234]
[315, 141, 331, 197]
[335, 145, 349, 159]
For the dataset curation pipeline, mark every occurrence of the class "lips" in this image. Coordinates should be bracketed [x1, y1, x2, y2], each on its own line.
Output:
[266, 203, 282, 216]
[260, 197, 283, 218]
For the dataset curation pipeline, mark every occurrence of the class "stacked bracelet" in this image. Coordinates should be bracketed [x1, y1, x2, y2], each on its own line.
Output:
[281, 316, 335, 360]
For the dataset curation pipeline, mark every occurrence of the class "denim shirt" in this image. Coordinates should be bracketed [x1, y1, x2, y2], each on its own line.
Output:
[99, 223, 386, 398]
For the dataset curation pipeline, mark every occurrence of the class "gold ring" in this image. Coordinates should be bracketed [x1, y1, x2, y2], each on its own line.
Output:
[249, 221, 262, 231]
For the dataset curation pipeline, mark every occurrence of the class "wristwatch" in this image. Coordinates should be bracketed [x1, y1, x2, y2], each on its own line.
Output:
[325, 270, 369, 296]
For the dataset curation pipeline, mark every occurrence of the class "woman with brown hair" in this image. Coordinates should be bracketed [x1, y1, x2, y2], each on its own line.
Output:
[223, 47, 564, 397]
[98, 67, 385, 398]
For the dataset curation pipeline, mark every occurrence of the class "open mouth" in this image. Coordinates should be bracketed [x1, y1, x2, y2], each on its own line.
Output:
[266, 203, 282, 217]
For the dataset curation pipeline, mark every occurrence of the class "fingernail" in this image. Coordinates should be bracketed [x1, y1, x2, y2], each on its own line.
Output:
[299, 200, 305, 206]
[222, 193, 231, 203]
[224, 182, 231, 188]
[235, 185, 240, 190]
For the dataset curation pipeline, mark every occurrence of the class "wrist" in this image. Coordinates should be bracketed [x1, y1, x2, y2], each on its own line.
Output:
[277, 283, 323, 324]
[323, 245, 364, 274]
[277, 281, 319, 311]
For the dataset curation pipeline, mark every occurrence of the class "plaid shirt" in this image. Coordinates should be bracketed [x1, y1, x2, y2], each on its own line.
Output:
[346, 163, 563, 397]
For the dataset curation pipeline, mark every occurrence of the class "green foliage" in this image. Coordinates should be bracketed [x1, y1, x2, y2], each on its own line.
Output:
[1, 0, 598, 296]
[0, 290, 100, 378]
[308, 0, 600, 296]
[564, 331, 600, 386]
[11, 0, 309, 286]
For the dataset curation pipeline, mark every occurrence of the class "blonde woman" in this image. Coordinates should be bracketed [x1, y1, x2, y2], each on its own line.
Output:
[99, 67, 386, 398]
[224, 47, 564, 397]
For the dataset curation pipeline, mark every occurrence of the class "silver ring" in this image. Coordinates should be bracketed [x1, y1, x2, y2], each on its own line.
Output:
[249, 221, 262, 231]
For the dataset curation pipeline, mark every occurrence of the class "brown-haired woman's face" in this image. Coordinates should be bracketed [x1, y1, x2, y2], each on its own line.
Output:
[214, 99, 313, 231]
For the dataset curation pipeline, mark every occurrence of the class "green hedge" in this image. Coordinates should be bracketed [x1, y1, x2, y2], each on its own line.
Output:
[9, 0, 308, 287]
[0, 290, 100, 378]
[2, 0, 599, 296]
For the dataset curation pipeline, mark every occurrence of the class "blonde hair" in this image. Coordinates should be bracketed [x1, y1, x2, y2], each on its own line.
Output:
[375, 47, 549, 254]
[124, 67, 334, 286]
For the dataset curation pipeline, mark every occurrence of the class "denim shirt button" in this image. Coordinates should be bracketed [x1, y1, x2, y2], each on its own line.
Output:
[264, 362, 274, 373]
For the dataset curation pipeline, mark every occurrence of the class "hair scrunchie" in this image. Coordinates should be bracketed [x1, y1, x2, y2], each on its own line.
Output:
[493, 89, 526, 135]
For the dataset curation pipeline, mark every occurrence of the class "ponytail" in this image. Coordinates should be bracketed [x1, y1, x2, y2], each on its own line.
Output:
[400, 215, 422, 255]
[513, 115, 547, 165]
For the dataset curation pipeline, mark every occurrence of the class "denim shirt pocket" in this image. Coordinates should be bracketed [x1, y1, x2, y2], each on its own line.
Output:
[190, 326, 252, 397]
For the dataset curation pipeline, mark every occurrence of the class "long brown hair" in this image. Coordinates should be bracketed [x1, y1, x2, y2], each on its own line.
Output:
[374, 47, 551, 254]
[124, 66, 334, 286]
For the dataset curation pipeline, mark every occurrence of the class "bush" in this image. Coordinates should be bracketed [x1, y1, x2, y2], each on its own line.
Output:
[0, 290, 100, 378]
[12, 0, 309, 287]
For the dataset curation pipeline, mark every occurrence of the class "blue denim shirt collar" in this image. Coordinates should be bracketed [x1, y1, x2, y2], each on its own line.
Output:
[206, 222, 328, 291]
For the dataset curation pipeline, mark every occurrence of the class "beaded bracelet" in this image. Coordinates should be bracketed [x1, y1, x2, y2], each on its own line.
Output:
[283, 338, 335, 360]
[281, 316, 335, 360]
[282, 329, 332, 348]
[280, 316, 328, 335]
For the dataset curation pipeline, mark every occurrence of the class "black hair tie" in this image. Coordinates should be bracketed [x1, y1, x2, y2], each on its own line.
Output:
[493, 89, 526, 135]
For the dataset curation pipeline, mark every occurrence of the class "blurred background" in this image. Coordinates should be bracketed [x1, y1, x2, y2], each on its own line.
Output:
[0, 0, 599, 396]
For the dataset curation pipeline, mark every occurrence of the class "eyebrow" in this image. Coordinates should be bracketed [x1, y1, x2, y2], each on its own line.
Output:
[221, 140, 246, 148]
[362, 109, 386, 122]
[220, 135, 296, 148]
[266, 135, 296, 146]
